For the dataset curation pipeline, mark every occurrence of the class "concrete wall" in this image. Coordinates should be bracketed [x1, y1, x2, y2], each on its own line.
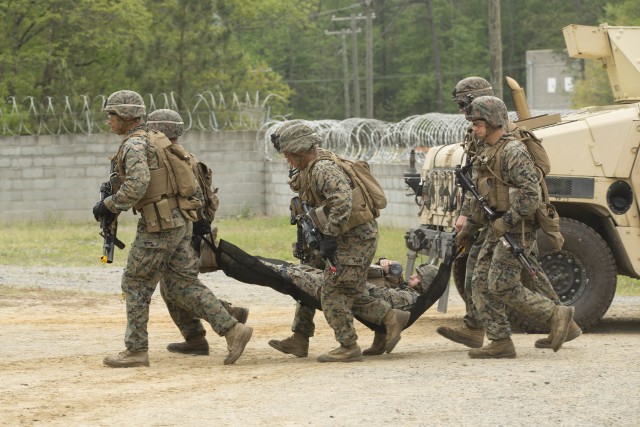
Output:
[0, 132, 421, 229]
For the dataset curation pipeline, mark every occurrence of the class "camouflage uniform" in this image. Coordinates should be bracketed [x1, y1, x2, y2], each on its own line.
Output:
[262, 260, 437, 314]
[470, 134, 556, 341]
[453, 79, 560, 330]
[104, 125, 238, 353]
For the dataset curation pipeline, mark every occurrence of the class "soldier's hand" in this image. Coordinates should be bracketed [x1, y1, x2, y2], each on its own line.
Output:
[93, 200, 113, 222]
[193, 219, 212, 237]
[455, 223, 478, 248]
[491, 217, 510, 238]
[321, 235, 338, 259]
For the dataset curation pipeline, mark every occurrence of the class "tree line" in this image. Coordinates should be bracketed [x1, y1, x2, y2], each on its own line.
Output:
[1, 0, 638, 125]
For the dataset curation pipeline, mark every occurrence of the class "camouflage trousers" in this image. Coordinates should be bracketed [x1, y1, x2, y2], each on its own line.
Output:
[122, 221, 236, 352]
[273, 263, 394, 337]
[464, 228, 560, 331]
[320, 229, 391, 347]
[159, 283, 234, 341]
[471, 231, 556, 341]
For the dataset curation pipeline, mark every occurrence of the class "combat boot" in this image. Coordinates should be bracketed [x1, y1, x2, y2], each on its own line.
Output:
[268, 332, 309, 357]
[468, 338, 516, 359]
[535, 319, 582, 349]
[383, 309, 410, 354]
[362, 332, 386, 356]
[436, 325, 485, 348]
[228, 306, 249, 324]
[317, 343, 362, 363]
[224, 322, 253, 365]
[547, 305, 575, 352]
[103, 350, 149, 368]
[167, 336, 209, 356]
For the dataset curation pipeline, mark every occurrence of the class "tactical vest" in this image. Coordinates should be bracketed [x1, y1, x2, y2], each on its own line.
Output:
[301, 149, 374, 233]
[114, 129, 200, 232]
[475, 137, 536, 221]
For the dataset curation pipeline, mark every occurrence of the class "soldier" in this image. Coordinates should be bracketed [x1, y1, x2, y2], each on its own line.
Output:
[464, 96, 574, 358]
[146, 108, 249, 356]
[437, 77, 581, 350]
[272, 122, 408, 362]
[94, 91, 252, 367]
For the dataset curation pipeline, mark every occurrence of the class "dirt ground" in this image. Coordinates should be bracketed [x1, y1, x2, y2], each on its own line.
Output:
[0, 266, 639, 427]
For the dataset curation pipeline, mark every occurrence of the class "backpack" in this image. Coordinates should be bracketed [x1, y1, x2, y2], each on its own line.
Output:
[516, 128, 551, 176]
[191, 157, 219, 221]
[326, 152, 387, 218]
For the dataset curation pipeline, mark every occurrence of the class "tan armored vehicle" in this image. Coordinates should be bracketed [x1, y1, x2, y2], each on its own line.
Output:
[406, 23, 640, 331]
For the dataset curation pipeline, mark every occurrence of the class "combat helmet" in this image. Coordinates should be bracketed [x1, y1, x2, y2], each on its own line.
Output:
[468, 96, 509, 130]
[270, 120, 305, 153]
[103, 90, 146, 119]
[147, 109, 184, 139]
[415, 263, 439, 294]
[277, 122, 322, 155]
[452, 76, 493, 103]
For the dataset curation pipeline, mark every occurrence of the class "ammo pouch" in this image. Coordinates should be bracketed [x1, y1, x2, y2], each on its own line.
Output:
[198, 226, 219, 273]
[536, 202, 564, 250]
[178, 196, 202, 222]
[141, 197, 181, 233]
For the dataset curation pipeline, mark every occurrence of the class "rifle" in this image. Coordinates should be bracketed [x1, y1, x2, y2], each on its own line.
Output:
[454, 162, 537, 277]
[290, 196, 338, 274]
[403, 149, 423, 206]
[98, 163, 125, 263]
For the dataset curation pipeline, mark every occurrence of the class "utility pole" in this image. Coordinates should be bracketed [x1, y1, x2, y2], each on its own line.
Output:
[488, 0, 503, 99]
[363, 0, 375, 118]
[325, 29, 353, 118]
[331, 14, 366, 117]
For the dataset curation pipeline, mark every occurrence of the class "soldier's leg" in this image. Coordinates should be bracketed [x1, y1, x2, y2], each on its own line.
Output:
[160, 279, 207, 341]
[463, 232, 485, 329]
[521, 242, 560, 303]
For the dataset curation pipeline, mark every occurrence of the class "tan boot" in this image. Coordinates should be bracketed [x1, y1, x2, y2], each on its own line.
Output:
[362, 332, 386, 356]
[268, 332, 309, 357]
[436, 325, 485, 348]
[103, 350, 149, 368]
[317, 344, 362, 363]
[228, 306, 249, 324]
[167, 336, 209, 355]
[535, 319, 582, 349]
[547, 305, 576, 352]
[468, 338, 516, 359]
[383, 309, 410, 354]
[224, 322, 253, 365]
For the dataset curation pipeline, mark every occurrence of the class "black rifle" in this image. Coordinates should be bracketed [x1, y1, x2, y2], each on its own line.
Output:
[98, 163, 125, 263]
[290, 196, 338, 274]
[454, 162, 537, 277]
[404, 149, 423, 206]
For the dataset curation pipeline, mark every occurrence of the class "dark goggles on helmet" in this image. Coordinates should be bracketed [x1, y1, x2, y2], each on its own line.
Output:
[271, 133, 281, 152]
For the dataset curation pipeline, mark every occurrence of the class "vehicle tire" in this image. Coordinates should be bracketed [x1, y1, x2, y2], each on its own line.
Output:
[533, 217, 617, 331]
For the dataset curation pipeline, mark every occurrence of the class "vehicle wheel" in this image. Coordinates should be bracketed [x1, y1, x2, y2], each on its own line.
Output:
[535, 217, 617, 331]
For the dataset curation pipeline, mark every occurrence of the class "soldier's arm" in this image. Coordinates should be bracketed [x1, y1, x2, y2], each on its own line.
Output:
[104, 137, 150, 212]
[502, 141, 541, 224]
[313, 160, 352, 236]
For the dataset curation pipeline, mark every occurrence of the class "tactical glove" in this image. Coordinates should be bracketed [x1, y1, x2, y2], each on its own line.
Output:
[491, 217, 511, 239]
[93, 200, 114, 223]
[193, 219, 212, 237]
[455, 223, 479, 248]
[321, 235, 338, 259]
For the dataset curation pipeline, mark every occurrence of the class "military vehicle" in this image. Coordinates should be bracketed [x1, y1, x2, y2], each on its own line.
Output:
[404, 24, 640, 331]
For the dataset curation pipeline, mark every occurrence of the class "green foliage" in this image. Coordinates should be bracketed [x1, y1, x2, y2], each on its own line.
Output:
[0, 0, 629, 122]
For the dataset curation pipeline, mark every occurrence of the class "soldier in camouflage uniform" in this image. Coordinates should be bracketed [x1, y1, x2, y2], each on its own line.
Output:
[262, 258, 438, 355]
[147, 109, 250, 356]
[437, 78, 581, 350]
[463, 96, 574, 358]
[272, 122, 409, 362]
[95, 92, 252, 367]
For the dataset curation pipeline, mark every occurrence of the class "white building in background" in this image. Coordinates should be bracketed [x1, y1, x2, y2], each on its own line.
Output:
[525, 49, 581, 110]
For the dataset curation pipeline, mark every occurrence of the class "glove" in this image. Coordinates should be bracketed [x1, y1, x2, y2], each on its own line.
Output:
[193, 219, 212, 237]
[320, 235, 338, 259]
[93, 200, 114, 223]
[491, 217, 511, 239]
[455, 223, 478, 248]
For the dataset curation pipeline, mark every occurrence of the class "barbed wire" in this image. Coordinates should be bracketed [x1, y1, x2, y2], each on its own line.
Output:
[0, 91, 283, 136]
[259, 111, 572, 163]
